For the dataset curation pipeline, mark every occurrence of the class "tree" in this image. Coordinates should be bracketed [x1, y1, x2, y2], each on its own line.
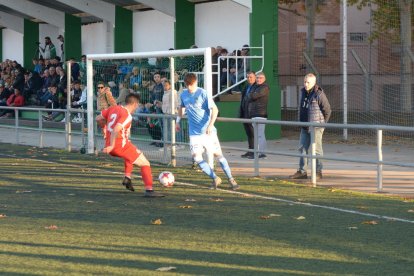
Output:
[349, 0, 413, 111]
[279, 0, 323, 64]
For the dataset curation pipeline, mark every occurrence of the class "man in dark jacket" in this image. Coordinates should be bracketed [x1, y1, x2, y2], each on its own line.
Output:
[239, 71, 256, 158]
[245, 71, 269, 159]
[290, 73, 331, 180]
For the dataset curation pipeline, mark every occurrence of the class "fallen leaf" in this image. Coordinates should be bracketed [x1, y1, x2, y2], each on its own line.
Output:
[185, 198, 196, 202]
[11, 163, 19, 166]
[328, 188, 336, 192]
[361, 220, 378, 225]
[156, 266, 176, 272]
[209, 198, 224, 202]
[86, 201, 95, 203]
[179, 205, 193, 209]
[16, 190, 32, 193]
[0, 214, 7, 218]
[348, 226, 358, 230]
[296, 216, 306, 220]
[357, 206, 368, 210]
[407, 209, 414, 213]
[151, 219, 162, 225]
[240, 194, 253, 198]
[260, 216, 271, 219]
[68, 194, 76, 196]
[269, 214, 281, 217]
[45, 225, 58, 230]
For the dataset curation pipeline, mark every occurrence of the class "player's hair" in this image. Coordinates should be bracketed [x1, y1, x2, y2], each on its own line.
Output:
[125, 93, 140, 105]
[184, 73, 197, 86]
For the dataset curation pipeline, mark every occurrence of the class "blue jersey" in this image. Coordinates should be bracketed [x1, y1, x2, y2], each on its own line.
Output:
[180, 87, 216, 136]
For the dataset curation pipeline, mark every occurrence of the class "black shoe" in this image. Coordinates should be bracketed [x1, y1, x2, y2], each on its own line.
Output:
[155, 143, 164, 147]
[144, 190, 165, 197]
[258, 154, 267, 159]
[289, 170, 307, 179]
[122, 177, 135, 192]
[316, 172, 322, 180]
[150, 142, 157, 145]
[241, 152, 253, 158]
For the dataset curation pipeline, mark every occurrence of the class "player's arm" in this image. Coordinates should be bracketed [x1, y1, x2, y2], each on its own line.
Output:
[103, 124, 122, 153]
[176, 106, 185, 131]
[206, 104, 218, 135]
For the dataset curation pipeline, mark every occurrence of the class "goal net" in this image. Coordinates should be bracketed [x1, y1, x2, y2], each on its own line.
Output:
[85, 48, 212, 154]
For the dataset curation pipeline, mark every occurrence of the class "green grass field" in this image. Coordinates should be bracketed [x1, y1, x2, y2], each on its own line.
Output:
[1, 143, 414, 275]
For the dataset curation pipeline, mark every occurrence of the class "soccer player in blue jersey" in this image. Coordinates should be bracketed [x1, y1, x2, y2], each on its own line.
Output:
[176, 73, 239, 190]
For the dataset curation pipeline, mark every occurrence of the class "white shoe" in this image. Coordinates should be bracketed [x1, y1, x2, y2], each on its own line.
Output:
[60, 117, 66, 123]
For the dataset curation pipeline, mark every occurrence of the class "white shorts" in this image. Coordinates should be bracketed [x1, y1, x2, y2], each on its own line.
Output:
[189, 132, 222, 157]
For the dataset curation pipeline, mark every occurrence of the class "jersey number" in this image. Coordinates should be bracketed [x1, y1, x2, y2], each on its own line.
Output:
[107, 114, 117, 132]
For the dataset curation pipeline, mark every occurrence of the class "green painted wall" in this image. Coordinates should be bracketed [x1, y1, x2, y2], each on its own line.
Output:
[23, 19, 39, 70]
[216, 1, 280, 141]
[251, 0, 280, 139]
[115, 6, 133, 53]
[175, 0, 195, 49]
[65, 14, 81, 60]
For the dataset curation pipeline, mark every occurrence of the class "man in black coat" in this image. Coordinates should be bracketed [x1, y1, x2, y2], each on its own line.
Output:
[239, 71, 256, 158]
[243, 71, 270, 159]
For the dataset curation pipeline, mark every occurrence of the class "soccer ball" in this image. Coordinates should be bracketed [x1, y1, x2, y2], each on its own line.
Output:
[158, 171, 175, 187]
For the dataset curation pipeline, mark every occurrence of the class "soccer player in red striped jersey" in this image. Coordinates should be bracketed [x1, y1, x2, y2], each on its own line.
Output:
[96, 94, 164, 197]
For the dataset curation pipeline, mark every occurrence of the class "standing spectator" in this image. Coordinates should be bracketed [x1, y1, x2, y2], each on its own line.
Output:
[0, 87, 25, 118]
[176, 73, 239, 190]
[161, 80, 183, 147]
[57, 35, 64, 61]
[39, 36, 56, 60]
[98, 94, 164, 197]
[239, 71, 256, 158]
[246, 72, 269, 159]
[96, 81, 117, 111]
[289, 73, 331, 180]
[68, 57, 80, 82]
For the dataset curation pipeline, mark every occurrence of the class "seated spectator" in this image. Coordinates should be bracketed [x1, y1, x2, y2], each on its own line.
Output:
[128, 66, 142, 89]
[71, 81, 86, 123]
[116, 82, 132, 105]
[40, 82, 59, 109]
[0, 83, 12, 104]
[0, 87, 25, 118]
[56, 66, 67, 108]
[42, 83, 65, 122]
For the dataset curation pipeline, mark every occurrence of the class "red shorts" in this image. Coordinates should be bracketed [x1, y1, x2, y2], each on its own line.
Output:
[109, 142, 141, 164]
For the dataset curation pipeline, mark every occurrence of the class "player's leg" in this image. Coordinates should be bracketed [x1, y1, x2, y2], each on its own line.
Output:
[132, 150, 164, 197]
[209, 132, 239, 190]
[190, 135, 220, 188]
[110, 146, 136, 191]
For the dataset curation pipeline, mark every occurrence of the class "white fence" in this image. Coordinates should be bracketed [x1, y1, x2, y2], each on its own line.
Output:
[1, 105, 413, 193]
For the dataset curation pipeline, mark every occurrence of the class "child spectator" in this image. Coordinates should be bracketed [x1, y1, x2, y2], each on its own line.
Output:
[0, 87, 25, 118]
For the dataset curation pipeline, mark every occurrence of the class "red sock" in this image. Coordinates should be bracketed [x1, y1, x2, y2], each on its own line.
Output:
[141, 166, 153, 190]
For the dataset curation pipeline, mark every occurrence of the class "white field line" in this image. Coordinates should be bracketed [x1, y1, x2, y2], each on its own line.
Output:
[2, 153, 414, 224]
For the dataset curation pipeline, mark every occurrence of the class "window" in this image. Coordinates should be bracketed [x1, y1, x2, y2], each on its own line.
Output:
[350, 32, 368, 43]
[314, 39, 327, 57]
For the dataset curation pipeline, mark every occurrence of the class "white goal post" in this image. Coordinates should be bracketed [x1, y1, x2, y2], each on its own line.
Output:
[86, 47, 212, 154]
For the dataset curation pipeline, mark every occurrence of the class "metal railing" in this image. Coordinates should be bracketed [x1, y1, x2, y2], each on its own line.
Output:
[1, 106, 413, 193]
